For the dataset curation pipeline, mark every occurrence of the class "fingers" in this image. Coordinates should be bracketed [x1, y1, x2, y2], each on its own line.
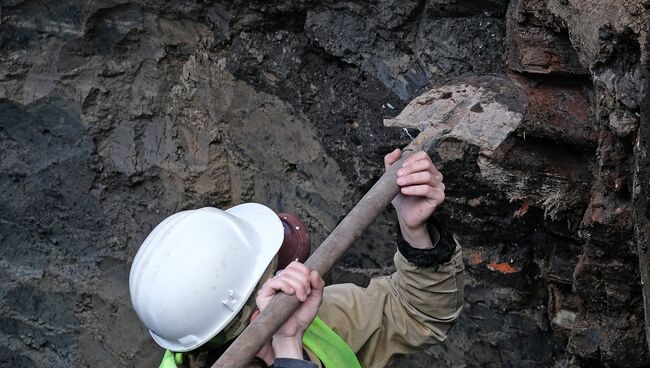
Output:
[397, 153, 443, 192]
[277, 268, 311, 301]
[384, 148, 402, 170]
[398, 160, 442, 181]
[395, 151, 445, 204]
[397, 171, 445, 189]
[400, 184, 445, 201]
[284, 261, 310, 275]
[398, 156, 443, 182]
[402, 151, 429, 166]
[257, 277, 299, 305]
[258, 262, 327, 307]
[267, 261, 315, 302]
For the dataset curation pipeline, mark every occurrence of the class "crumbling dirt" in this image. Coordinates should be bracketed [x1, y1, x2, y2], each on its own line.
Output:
[0, 0, 648, 367]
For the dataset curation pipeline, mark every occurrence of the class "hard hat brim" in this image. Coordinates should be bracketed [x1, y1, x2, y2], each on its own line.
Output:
[150, 330, 194, 352]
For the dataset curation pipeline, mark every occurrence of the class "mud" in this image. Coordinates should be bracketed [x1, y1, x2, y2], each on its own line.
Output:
[0, 1, 648, 367]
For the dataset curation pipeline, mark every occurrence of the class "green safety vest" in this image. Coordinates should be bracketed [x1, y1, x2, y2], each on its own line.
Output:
[159, 316, 361, 368]
[160, 349, 184, 368]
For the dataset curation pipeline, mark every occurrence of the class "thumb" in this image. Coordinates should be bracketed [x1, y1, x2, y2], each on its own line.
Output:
[250, 308, 261, 322]
[384, 148, 401, 171]
[307, 271, 325, 304]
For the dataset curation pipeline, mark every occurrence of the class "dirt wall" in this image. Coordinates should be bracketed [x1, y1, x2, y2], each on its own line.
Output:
[0, 1, 647, 367]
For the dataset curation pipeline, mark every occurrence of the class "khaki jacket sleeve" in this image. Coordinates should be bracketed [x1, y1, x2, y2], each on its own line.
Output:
[317, 245, 464, 368]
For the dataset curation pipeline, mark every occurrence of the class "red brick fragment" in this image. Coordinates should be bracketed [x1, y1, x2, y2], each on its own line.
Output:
[487, 261, 520, 274]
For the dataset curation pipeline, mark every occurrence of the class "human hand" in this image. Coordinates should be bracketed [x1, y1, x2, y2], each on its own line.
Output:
[384, 149, 445, 248]
[255, 261, 324, 359]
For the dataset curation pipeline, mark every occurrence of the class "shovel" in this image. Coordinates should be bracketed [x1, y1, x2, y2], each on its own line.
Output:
[213, 75, 526, 368]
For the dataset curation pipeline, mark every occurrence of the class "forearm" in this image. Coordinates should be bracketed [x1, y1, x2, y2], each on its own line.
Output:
[392, 221, 464, 322]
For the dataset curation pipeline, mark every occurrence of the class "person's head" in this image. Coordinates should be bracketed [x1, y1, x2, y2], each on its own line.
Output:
[129, 203, 310, 357]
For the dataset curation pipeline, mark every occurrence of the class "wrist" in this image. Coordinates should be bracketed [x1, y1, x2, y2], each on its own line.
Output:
[272, 335, 304, 360]
[398, 221, 433, 249]
[255, 342, 275, 367]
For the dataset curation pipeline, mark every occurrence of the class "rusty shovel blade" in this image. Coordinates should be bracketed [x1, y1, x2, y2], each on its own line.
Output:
[385, 75, 527, 154]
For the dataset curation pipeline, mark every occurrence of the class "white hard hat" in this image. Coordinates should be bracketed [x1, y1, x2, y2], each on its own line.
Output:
[129, 203, 284, 352]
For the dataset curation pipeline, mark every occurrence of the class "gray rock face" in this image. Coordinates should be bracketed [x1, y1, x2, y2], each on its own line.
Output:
[0, 1, 647, 367]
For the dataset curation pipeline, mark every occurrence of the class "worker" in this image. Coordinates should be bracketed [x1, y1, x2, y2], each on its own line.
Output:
[129, 149, 464, 367]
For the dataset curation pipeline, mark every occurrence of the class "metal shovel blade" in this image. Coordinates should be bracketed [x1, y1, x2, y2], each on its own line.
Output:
[385, 75, 526, 154]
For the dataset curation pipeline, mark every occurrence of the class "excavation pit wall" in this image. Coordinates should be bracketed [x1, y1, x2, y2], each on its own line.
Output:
[0, 1, 647, 367]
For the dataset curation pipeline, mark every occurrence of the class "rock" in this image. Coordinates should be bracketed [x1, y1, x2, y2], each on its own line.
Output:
[552, 309, 577, 331]
[546, 0, 647, 110]
[0, 0, 648, 367]
[302, 2, 507, 101]
[545, 0, 648, 67]
[609, 108, 639, 137]
[507, 0, 588, 75]
[511, 74, 597, 146]
[569, 311, 649, 367]
[632, 63, 650, 354]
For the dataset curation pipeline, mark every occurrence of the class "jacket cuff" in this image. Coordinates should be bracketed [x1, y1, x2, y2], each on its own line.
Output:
[272, 358, 318, 368]
[396, 219, 455, 268]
